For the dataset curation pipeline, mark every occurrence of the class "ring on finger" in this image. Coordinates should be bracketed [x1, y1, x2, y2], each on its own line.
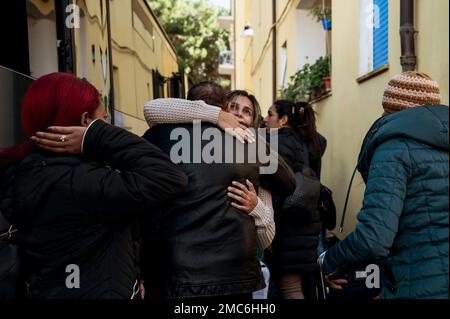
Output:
[60, 135, 67, 142]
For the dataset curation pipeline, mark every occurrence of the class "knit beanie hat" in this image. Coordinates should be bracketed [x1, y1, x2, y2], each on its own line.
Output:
[382, 71, 441, 115]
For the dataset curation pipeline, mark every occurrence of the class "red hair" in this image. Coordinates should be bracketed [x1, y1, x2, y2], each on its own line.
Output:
[0, 72, 100, 167]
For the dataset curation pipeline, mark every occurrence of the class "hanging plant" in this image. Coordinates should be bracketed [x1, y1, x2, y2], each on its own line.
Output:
[309, 5, 332, 30]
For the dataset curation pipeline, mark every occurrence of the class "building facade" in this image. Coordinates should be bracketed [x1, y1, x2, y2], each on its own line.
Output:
[234, 0, 329, 111]
[234, 0, 449, 236]
[218, 0, 236, 90]
[0, 0, 183, 140]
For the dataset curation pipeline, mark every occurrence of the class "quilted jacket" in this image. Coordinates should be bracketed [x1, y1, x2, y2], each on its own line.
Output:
[324, 105, 449, 299]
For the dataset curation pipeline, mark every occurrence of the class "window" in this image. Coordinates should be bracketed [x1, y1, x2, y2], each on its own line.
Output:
[280, 42, 288, 88]
[113, 65, 120, 107]
[152, 69, 165, 99]
[359, 0, 388, 77]
[168, 73, 184, 98]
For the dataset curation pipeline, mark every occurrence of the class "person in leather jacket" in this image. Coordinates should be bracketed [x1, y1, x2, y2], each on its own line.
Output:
[0, 73, 188, 299]
[141, 82, 296, 300]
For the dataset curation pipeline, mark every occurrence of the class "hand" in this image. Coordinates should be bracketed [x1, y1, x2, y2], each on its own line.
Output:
[218, 111, 255, 144]
[325, 276, 348, 290]
[317, 251, 348, 290]
[227, 179, 258, 214]
[31, 126, 86, 154]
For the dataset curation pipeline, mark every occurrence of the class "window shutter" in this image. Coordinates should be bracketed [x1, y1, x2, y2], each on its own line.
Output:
[373, 0, 389, 69]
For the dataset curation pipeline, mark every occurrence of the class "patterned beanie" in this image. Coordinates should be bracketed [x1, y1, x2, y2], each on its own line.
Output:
[382, 71, 441, 115]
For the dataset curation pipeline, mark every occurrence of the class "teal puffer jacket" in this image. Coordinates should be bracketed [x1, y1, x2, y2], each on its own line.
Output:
[324, 105, 449, 299]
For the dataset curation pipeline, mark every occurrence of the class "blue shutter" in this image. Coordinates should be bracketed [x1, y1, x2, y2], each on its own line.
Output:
[373, 0, 389, 69]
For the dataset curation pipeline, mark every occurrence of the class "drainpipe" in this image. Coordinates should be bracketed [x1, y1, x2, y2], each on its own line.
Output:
[272, 0, 277, 101]
[400, 0, 417, 71]
[106, 0, 115, 125]
[55, 0, 75, 73]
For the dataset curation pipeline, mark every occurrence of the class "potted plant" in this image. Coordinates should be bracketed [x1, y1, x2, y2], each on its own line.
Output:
[279, 63, 312, 102]
[309, 55, 331, 97]
[280, 56, 331, 102]
[322, 56, 332, 92]
[322, 76, 332, 92]
[309, 5, 332, 30]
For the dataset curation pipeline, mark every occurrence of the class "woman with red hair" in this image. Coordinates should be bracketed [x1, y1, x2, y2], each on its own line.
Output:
[0, 72, 187, 299]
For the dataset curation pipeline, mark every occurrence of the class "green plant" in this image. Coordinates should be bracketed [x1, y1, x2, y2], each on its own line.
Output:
[309, 55, 331, 91]
[279, 55, 331, 102]
[279, 63, 312, 102]
[148, 0, 229, 83]
[309, 5, 331, 23]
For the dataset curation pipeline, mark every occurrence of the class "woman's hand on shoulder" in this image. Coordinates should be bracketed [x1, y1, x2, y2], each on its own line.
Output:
[31, 126, 86, 154]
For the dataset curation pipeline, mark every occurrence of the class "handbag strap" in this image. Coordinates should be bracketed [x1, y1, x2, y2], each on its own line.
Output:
[339, 166, 358, 233]
[0, 225, 17, 240]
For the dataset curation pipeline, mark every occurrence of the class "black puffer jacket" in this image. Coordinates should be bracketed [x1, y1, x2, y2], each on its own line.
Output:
[269, 128, 322, 275]
[0, 120, 187, 299]
[142, 123, 295, 299]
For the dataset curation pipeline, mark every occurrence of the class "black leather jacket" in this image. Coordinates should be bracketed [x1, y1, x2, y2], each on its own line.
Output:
[0, 121, 187, 299]
[142, 123, 295, 299]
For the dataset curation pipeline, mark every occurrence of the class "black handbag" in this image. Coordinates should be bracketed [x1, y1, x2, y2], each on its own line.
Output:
[0, 225, 26, 299]
[283, 166, 321, 212]
[318, 185, 337, 231]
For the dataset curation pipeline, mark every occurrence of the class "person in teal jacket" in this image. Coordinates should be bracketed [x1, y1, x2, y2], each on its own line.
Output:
[321, 71, 449, 299]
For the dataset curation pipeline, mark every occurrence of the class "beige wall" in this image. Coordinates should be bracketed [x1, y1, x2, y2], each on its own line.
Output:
[295, 8, 327, 70]
[415, 0, 449, 104]
[276, 0, 300, 98]
[26, 0, 59, 78]
[314, 0, 449, 237]
[235, 0, 449, 237]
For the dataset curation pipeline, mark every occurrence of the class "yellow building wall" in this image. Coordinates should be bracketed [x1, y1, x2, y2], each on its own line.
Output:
[73, 0, 110, 96]
[313, 0, 449, 237]
[250, 0, 275, 113]
[235, 0, 302, 114]
[276, 0, 300, 95]
[234, 0, 253, 92]
[110, 0, 179, 136]
[73, 0, 179, 136]
[235, 0, 448, 237]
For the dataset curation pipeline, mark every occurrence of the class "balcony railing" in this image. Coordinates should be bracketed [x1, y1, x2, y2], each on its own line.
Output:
[218, 50, 234, 66]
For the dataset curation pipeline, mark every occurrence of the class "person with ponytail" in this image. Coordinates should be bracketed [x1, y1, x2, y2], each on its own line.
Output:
[264, 101, 327, 178]
[0, 72, 187, 299]
[263, 100, 326, 300]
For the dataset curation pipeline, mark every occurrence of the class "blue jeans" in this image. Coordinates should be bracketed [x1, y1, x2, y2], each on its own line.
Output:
[253, 261, 270, 299]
